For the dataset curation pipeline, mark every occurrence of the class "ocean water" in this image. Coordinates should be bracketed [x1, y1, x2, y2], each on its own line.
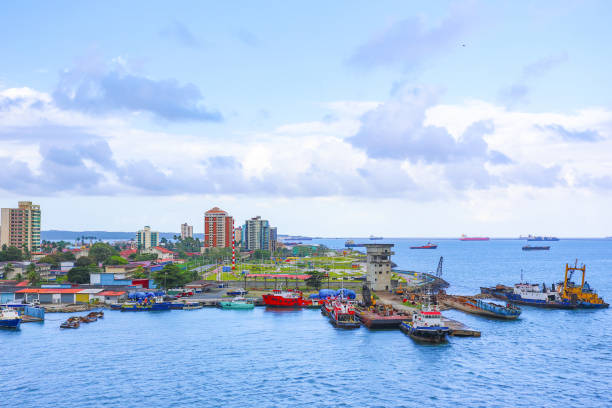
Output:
[2, 239, 611, 407]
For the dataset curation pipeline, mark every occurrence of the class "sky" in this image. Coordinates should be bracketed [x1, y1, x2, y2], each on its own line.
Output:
[1, 0, 612, 237]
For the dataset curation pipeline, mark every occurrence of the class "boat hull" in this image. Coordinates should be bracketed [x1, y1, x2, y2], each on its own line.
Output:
[262, 294, 312, 307]
[410, 246, 438, 249]
[442, 298, 520, 319]
[400, 322, 449, 343]
[357, 311, 406, 329]
[219, 302, 254, 310]
[0, 318, 21, 329]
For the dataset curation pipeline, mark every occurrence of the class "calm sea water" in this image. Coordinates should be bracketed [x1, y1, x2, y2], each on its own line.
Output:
[2, 239, 611, 407]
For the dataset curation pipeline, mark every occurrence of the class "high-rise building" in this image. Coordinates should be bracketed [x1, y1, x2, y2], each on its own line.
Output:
[243, 216, 270, 251]
[180, 223, 193, 239]
[269, 227, 277, 253]
[136, 226, 159, 250]
[0, 201, 41, 253]
[204, 207, 233, 248]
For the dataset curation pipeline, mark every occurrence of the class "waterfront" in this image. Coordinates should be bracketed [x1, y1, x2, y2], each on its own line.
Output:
[2, 238, 612, 407]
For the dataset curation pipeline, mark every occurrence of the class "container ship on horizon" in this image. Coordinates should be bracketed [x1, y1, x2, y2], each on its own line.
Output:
[460, 234, 490, 241]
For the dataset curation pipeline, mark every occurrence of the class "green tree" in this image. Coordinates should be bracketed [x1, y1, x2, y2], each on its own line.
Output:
[26, 263, 41, 287]
[104, 255, 128, 265]
[153, 263, 191, 290]
[305, 270, 325, 290]
[89, 242, 118, 264]
[15, 272, 23, 282]
[59, 251, 76, 261]
[0, 246, 23, 262]
[132, 266, 147, 279]
[67, 266, 92, 284]
[2, 262, 15, 279]
[39, 254, 60, 269]
[75, 256, 94, 267]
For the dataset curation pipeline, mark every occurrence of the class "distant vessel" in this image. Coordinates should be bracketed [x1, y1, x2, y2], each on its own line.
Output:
[460, 234, 490, 241]
[0, 308, 21, 329]
[400, 305, 450, 343]
[524, 235, 559, 241]
[369, 235, 383, 240]
[345, 240, 358, 247]
[410, 242, 438, 249]
[522, 245, 550, 251]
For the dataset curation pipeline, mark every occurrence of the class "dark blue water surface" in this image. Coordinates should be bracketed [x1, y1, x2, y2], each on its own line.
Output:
[2, 239, 611, 407]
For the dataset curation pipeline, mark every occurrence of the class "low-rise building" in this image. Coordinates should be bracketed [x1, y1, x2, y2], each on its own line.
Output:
[143, 246, 176, 261]
[95, 290, 127, 304]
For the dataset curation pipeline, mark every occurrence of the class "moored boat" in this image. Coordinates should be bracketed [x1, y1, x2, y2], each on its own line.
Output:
[400, 306, 450, 343]
[357, 304, 407, 329]
[522, 245, 550, 251]
[0, 308, 21, 330]
[60, 316, 81, 329]
[262, 289, 313, 307]
[558, 261, 608, 308]
[329, 300, 360, 329]
[182, 302, 203, 310]
[219, 297, 254, 310]
[441, 296, 521, 319]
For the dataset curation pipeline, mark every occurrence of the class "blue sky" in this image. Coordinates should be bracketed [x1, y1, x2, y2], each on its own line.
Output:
[1, 1, 611, 236]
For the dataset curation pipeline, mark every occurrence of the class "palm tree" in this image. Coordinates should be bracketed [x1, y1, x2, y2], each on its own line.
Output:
[26, 263, 41, 287]
[2, 262, 14, 279]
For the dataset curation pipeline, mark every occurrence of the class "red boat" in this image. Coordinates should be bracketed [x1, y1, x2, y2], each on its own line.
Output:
[329, 300, 361, 328]
[262, 289, 313, 307]
[410, 242, 438, 249]
[460, 234, 490, 241]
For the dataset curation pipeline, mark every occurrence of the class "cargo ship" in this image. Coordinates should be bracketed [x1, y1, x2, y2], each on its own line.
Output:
[522, 245, 550, 251]
[460, 234, 490, 241]
[410, 242, 438, 249]
[400, 305, 450, 343]
[262, 289, 313, 307]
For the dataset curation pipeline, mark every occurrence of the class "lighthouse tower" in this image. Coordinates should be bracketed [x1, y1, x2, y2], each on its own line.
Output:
[363, 244, 395, 291]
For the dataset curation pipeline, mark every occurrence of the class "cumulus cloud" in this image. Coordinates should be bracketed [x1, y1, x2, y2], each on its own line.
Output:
[348, 3, 474, 70]
[347, 86, 495, 164]
[53, 60, 222, 122]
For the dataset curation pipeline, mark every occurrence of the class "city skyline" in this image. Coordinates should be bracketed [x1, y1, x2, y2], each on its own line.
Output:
[1, 1, 612, 236]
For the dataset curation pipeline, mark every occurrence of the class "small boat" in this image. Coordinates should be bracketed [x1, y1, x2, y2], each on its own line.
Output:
[89, 311, 104, 318]
[441, 296, 521, 319]
[400, 305, 450, 343]
[522, 245, 550, 251]
[110, 304, 122, 310]
[0, 308, 21, 330]
[460, 234, 490, 241]
[329, 300, 361, 329]
[120, 299, 172, 311]
[219, 297, 255, 310]
[262, 289, 313, 307]
[410, 242, 438, 249]
[170, 303, 185, 310]
[79, 315, 97, 323]
[182, 302, 203, 310]
[60, 316, 81, 329]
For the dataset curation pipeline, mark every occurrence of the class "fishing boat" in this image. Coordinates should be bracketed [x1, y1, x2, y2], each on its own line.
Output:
[79, 315, 97, 323]
[441, 295, 521, 319]
[410, 242, 438, 249]
[400, 305, 450, 343]
[558, 261, 608, 308]
[329, 300, 361, 329]
[170, 303, 185, 310]
[60, 316, 81, 329]
[262, 289, 313, 307]
[0, 308, 21, 329]
[120, 297, 172, 311]
[220, 297, 254, 310]
[522, 245, 550, 251]
[182, 302, 203, 310]
[460, 234, 490, 241]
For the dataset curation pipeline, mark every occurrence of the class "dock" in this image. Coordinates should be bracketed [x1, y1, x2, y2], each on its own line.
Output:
[443, 317, 481, 337]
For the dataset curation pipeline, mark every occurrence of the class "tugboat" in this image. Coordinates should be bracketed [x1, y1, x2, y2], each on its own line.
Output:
[219, 297, 255, 310]
[262, 289, 313, 307]
[400, 304, 450, 343]
[410, 242, 438, 249]
[0, 308, 21, 329]
[329, 300, 361, 329]
[558, 261, 609, 308]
